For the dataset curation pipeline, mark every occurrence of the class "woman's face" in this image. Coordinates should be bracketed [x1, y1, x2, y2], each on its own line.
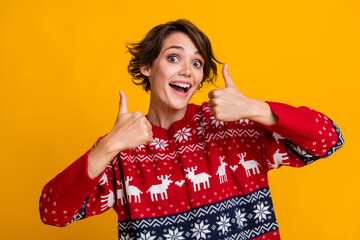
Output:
[142, 31, 204, 112]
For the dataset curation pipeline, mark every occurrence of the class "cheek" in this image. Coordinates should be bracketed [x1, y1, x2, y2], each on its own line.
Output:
[195, 70, 204, 85]
[154, 62, 175, 81]
[149, 66, 165, 86]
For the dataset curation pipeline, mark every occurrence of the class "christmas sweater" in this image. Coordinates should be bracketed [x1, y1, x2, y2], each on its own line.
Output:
[40, 101, 344, 240]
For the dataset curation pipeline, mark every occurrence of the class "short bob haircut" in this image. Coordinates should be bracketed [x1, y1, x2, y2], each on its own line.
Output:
[127, 19, 221, 92]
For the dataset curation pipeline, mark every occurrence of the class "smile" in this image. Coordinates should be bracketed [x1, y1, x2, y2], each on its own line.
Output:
[169, 82, 191, 94]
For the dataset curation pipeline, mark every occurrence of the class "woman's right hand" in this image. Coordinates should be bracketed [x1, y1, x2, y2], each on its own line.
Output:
[87, 91, 153, 178]
[105, 90, 153, 152]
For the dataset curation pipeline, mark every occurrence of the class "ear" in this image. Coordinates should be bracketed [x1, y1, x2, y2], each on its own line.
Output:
[140, 65, 151, 77]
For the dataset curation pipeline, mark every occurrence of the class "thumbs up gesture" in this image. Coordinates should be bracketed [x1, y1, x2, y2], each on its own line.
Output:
[208, 64, 278, 125]
[87, 91, 153, 178]
[106, 91, 154, 152]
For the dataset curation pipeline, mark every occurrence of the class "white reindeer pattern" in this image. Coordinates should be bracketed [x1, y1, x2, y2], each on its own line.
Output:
[147, 174, 173, 201]
[273, 132, 286, 144]
[184, 166, 211, 192]
[216, 156, 228, 184]
[116, 180, 127, 205]
[124, 176, 143, 203]
[100, 190, 115, 211]
[267, 149, 290, 169]
[238, 153, 260, 177]
[98, 173, 108, 186]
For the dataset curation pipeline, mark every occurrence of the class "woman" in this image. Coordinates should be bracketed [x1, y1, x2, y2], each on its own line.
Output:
[40, 19, 344, 239]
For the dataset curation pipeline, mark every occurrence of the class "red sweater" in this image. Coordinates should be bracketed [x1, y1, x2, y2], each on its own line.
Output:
[40, 102, 343, 240]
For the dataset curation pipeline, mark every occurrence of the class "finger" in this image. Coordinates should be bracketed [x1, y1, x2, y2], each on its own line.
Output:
[145, 119, 153, 130]
[118, 91, 128, 114]
[208, 99, 214, 107]
[209, 105, 216, 115]
[222, 64, 235, 88]
[145, 132, 154, 144]
[140, 116, 152, 129]
[208, 89, 217, 99]
[148, 131, 154, 142]
[208, 98, 218, 107]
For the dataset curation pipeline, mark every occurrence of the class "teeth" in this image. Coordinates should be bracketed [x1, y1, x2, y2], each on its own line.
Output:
[170, 82, 190, 88]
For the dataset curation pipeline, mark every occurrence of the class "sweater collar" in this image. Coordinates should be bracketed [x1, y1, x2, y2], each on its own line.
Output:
[147, 103, 198, 139]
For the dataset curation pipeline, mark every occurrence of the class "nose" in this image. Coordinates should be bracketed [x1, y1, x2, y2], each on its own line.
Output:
[179, 61, 191, 78]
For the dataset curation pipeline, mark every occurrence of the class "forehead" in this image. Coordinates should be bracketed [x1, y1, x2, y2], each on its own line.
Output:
[161, 32, 199, 53]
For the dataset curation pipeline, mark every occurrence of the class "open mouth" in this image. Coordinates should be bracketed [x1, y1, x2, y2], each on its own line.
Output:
[169, 82, 191, 94]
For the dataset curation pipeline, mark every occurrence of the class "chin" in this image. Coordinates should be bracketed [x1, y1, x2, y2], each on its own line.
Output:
[168, 99, 190, 111]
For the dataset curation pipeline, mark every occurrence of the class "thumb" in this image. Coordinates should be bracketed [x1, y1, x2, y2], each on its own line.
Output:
[118, 90, 128, 114]
[222, 63, 235, 88]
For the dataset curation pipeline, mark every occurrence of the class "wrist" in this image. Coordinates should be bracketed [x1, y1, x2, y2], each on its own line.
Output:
[248, 99, 278, 125]
[87, 136, 119, 179]
[101, 133, 123, 156]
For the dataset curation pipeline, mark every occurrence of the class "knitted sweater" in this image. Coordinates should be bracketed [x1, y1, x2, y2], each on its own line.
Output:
[40, 101, 344, 240]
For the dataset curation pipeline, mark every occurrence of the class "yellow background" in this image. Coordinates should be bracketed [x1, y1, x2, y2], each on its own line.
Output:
[0, 0, 358, 239]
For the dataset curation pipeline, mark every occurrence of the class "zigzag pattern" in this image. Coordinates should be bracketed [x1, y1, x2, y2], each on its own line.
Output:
[192, 113, 202, 121]
[120, 128, 259, 163]
[118, 220, 135, 231]
[117, 188, 277, 239]
[178, 142, 205, 154]
[120, 151, 178, 163]
[119, 188, 271, 229]
[202, 105, 211, 113]
[204, 129, 260, 143]
[120, 143, 206, 163]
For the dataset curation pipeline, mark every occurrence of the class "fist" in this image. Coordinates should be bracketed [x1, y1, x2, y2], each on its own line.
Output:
[208, 64, 253, 122]
[105, 91, 153, 152]
[208, 64, 278, 125]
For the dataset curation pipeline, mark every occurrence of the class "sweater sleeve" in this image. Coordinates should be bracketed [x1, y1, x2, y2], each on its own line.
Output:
[39, 138, 123, 227]
[259, 101, 344, 170]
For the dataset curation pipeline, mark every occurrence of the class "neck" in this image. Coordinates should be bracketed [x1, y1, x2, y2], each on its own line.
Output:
[147, 102, 187, 130]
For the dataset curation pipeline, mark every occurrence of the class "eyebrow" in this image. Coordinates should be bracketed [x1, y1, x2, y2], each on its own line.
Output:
[164, 45, 201, 56]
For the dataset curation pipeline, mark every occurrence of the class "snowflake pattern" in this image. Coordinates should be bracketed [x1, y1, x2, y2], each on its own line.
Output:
[210, 116, 224, 128]
[150, 138, 169, 150]
[119, 233, 134, 240]
[139, 231, 156, 240]
[164, 228, 185, 240]
[191, 221, 211, 240]
[216, 214, 231, 234]
[174, 127, 192, 143]
[234, 209, 247, 228]
[254, 203, 271, 222]
[40, 101, 342, 240]
[196, 122, 207, 136]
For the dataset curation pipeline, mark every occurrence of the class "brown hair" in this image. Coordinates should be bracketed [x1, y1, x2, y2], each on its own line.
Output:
[127, 19, 221, 92]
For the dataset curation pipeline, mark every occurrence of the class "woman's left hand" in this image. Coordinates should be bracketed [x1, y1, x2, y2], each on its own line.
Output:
[208, 64, 278, 126]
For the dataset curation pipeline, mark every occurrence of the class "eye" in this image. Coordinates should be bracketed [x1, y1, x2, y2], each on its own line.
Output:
[193, 60, 203, 68]
[167, 55, 179, 63]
